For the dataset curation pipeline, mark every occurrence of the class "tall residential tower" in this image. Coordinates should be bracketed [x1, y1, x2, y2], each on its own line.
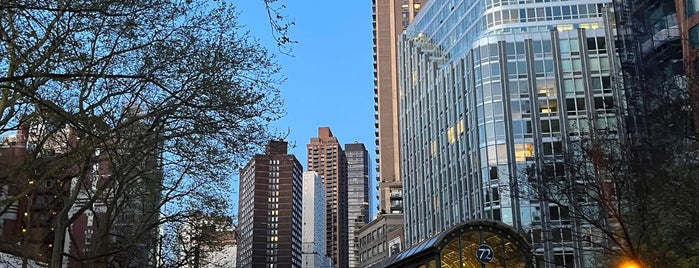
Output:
[373, 0, 427, 217]
[237, 140, 303, 268]
[359, 1, 427, 266]
[307, 127, 348, 268]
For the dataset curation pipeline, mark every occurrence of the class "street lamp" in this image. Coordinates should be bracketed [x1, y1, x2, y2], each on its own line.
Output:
[618, 259, 641, 268]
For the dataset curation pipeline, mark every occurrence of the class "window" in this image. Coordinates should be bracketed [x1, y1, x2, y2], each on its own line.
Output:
[589, 58, 600, 71]
[514, 143, 533, 162]
[86, 212, 93, 227]
[688, 0, 699, 17]
[489, 166, 498, 180]
[690, 25, 699, 49]
[85, 229, 93, 244]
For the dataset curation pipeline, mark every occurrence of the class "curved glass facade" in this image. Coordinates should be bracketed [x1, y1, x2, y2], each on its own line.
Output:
[404, 0, 610, 64]
[398, 0, 622, 267]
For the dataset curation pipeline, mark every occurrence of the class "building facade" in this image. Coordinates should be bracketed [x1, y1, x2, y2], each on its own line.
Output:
[0, 122, 163, 267]
[201, 229, 237, 268]
[306, 127, 348, 268]
[613, 0, 682, 138]
[616, 0, 699, 139]
[365, 0, 427, 265]
[398, 0, 621, 267]
[675, 0, 699, 133]
[301, 171, 331, 268]
[178, 214, 237, 268]
[237, 140, 303, 268]
[344, 142, 370, 268]
[373, 0, 427, 217]
[356, 213, 405, 268]
[0, 127, 58, 262]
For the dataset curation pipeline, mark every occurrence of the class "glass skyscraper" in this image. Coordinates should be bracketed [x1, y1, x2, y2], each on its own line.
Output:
[398, 0, 622, 266]
[344, 142, 370, 268]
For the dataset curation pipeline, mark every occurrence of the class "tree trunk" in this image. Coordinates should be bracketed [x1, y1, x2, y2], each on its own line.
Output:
[49, 210, 69, 268]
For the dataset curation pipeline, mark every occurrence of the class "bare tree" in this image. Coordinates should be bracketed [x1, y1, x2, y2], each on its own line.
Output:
[262, 0, 297, 51]
[161, 210, 234, 268]
[527, 57, 699, 267]
[0, 0, 287, 267]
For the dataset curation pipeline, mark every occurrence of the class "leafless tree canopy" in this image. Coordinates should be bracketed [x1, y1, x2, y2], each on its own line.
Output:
[528, 64, 699, 267]
[0, 0, 285, 267]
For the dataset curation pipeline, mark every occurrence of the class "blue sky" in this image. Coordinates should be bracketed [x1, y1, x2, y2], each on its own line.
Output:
[233, 1, 378, 215]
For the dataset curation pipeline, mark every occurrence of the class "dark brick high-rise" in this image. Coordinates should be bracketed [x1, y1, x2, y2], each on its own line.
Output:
[237, 140, 303, 268]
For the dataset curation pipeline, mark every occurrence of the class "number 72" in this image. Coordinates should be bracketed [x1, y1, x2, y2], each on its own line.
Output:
[477, 247, 492, 260]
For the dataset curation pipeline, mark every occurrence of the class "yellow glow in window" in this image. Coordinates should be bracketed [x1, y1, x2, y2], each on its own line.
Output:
[514, 143, 533, 162]
[579, 23, 600, 29]
[557, 24, 574, 31]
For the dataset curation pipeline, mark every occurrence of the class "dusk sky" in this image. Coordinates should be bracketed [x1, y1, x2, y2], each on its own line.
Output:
[234, 1, 379, 215]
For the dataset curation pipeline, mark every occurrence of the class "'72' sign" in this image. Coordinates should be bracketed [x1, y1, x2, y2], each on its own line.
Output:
[476, 244, 494, 263]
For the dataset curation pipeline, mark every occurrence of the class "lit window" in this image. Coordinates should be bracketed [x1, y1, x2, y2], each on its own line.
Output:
[556, 24, 574, 31]
[514, 143, 533, 162]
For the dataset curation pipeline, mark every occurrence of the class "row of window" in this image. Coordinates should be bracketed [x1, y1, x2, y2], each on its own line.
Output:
[359, 225, 386, 247]
[359, 241, 386, 263]
[485, 4, 604, 28]
[474, 37, 606, 64]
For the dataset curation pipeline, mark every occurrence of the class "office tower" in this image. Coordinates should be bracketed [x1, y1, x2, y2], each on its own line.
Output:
[398, 0, 620, 267]
[301, 171, 331, 268]
[344, 142, 369, 268]
[373, 0, 427, 217]
[237, 140, 303, 268]
[306, 127, 348, 268]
